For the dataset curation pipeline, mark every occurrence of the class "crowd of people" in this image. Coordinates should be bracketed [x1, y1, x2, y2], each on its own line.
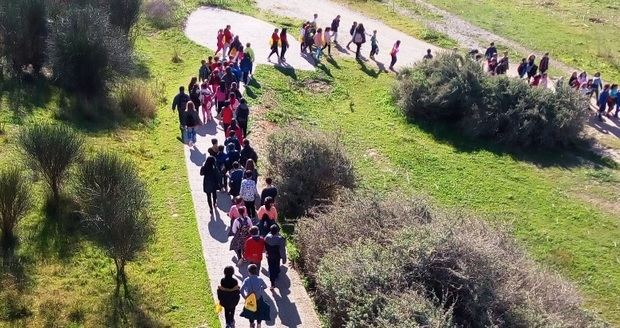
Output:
[172, 23, 289, 327]
[476, 42, 619, 121]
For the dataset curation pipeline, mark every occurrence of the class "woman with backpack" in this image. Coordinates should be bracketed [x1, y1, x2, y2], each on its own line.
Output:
[183, 102, 200, 147]
[200, 156, 220, 214]
[217, 266, 241, 328]
[230, 207, 253, 262]
[352, 23, 366, 60]
[240, 264, 271, 328]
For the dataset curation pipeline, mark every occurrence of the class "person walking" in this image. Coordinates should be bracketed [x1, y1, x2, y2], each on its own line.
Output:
[592, 72, 603, 100]
[517, 58, 528, 78]
[330, 15, 340, 43]
[243, 226, 265, 266]
[217, 266, 241, 328]
[322, 27, 332, 56]
[236, 98, 250, 136]
[221, 100, 234, 134]
[199, 60, 210, 82]
[267, 28, 280, 62]
[369, 30, 379, 59]
[313, 28, 325, 62]
[484, 42, 497, 60]
[240, 170, 258, 219]
[257, 197, 277, 236]
[389, 40, 401, 70]
[230, 207, 253, 262]
[240, 264, 271, 328]
[346, 21, 357, 50]
[199, 82, 213, 123]
[172, 86, 191, 140]
[240, 139, 258, 167]
[228, 162, 244, 198]
[223, 25, 233, 56]
[280, 28, 289, 62]
[240, 50, 253, 85]
[598, 84, 610, 121]
[260, 178, 278, 205]
[264, 225, 287, 290]
[200, 156, 220, 214]
[183, 102, 200, 147]
[352, 23, 366, 60]
[539, 52, 550, 74]
[423, 49, 433, 60]
[215, 29, 225, 55]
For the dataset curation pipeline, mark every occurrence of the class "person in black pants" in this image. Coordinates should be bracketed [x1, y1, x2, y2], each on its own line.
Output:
[217, 266, 240, 328]
[264, 225, 287, 290]
[171, 86, 190, 140]
[236, 98, 250, 136]
[200, 156, 220, 214]
[280, 28, 289, 62]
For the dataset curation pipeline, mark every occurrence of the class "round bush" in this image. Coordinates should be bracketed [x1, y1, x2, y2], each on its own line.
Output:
[116, 81, 157, 120]
[266, 127, 355, 218]
[143, 0, 177, 29]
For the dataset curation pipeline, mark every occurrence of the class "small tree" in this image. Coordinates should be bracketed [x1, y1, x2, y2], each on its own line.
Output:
[0, 0, 48, 74]
[18, 124, 83, 208]
[108, 0, 142, 34]
[0, 169, 31, 249]
[76, 152, 153, 296]
[47, 6, 134, 96]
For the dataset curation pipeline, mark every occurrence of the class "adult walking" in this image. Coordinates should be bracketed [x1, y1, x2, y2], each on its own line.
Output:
[346, 21, 357, 49]
[389, 40, 401, 70]
[330, 15, 340, 43]
[539, 52, 550, 74]
[230, 207, 253, 262]
[217, 266, 241, 328]
[183, 102, 200, 147]
[280, 28, 289, 63]
[352, 23, 366, 60]
[240, 170, 258, 219]
[267, 28, 280, 62]
[171, 86, 190, 140]
[240, 264, 271, 328]
[369, 30, 379, 60]
[264, 225, 287, 290]
[200, 156, 220, 214]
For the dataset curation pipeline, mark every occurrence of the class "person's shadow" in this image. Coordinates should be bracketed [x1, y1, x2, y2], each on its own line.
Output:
[189, 146, 206, 167]
[269, 266, 302, 327]
[198, 120, 218, 137]
[207, 206, 229, 243]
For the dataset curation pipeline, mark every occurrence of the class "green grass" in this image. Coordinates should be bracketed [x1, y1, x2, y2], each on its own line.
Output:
[421, 0, 620, 81]
[0, 21, 220, 328]
[243, 57, 620, 324]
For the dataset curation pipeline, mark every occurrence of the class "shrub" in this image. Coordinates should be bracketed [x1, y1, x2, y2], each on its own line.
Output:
[0, 169, 31, 249]
[18, 124, 83, 208]
[297, 195, 604, 327]
[394, 52, 588, 149]
[0, 0, 48, 74]
[143, 0, 177, 29]
[76, 152, 153, 296]
[266, 127, 355, 218]
[116, 81, 157, 120]
[108, 0, 142, 34]
[47, 6, 134, 96]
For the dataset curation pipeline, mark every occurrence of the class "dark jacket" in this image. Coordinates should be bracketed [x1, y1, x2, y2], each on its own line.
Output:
[240, 55, 253, 72]
[217, 276, 240, 308]
[199, 65, 210, 82]
[171, 92, 190, 113]
[331, 18, 340, 32]
[228, 168, 244, 195]
[260, 186, 278, 205]
[200, 164, 220, 193]
[264, 233, 287, 263]
[236, 103, 250, 123]
[240, 146, 258, 167]
[225, 136, 241, 151]
[539, 57, 549, 72]
[225, 149, 241, 170]
[183, 110, 200, 127]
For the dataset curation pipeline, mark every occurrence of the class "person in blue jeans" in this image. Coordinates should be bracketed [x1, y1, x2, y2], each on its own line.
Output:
[183, 102, 200, 147]
[240, 264, 271, 328]
[598, 84, 610, 121]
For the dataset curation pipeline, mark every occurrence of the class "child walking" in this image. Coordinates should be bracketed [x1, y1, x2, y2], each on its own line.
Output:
[217, 266, 241, 328]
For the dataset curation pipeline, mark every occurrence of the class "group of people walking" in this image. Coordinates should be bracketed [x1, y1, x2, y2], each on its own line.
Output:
[172, 35, 289, 325]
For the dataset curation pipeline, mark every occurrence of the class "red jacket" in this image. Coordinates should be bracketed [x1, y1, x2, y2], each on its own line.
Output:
[244, 236, 265, 264]
[221, 106, 233, 124]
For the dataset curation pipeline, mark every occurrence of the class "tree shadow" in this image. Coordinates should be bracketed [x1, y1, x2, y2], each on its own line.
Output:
[102, 283, 167, 328]
[0, 75, 54, 122]
[412, 119, 615, 169]
[0, 247, 34, 322]
[275, 65, 298, 81]
[31, 194, 82, 261]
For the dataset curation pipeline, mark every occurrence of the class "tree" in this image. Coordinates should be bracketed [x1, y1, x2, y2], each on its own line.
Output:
[76, 152, 153, 296]
[108, 0, 142, 34]
[0, 169, 31, 249]
[18, 124, 83, 208]
[47, 6, 134, 96]
[0, 0, 48, 74]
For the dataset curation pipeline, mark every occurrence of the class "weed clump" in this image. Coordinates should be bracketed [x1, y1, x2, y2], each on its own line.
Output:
[116, 81, 157, 121]
[395, 52, 589, 149]
[143, 0, 177, 29]
[266, 127, 355, 218]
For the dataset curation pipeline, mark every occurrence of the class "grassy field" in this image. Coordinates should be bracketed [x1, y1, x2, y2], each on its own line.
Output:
[240, 54, 620, 324]
[419, 0, 620, 82]
[0, 20, 221, 328]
